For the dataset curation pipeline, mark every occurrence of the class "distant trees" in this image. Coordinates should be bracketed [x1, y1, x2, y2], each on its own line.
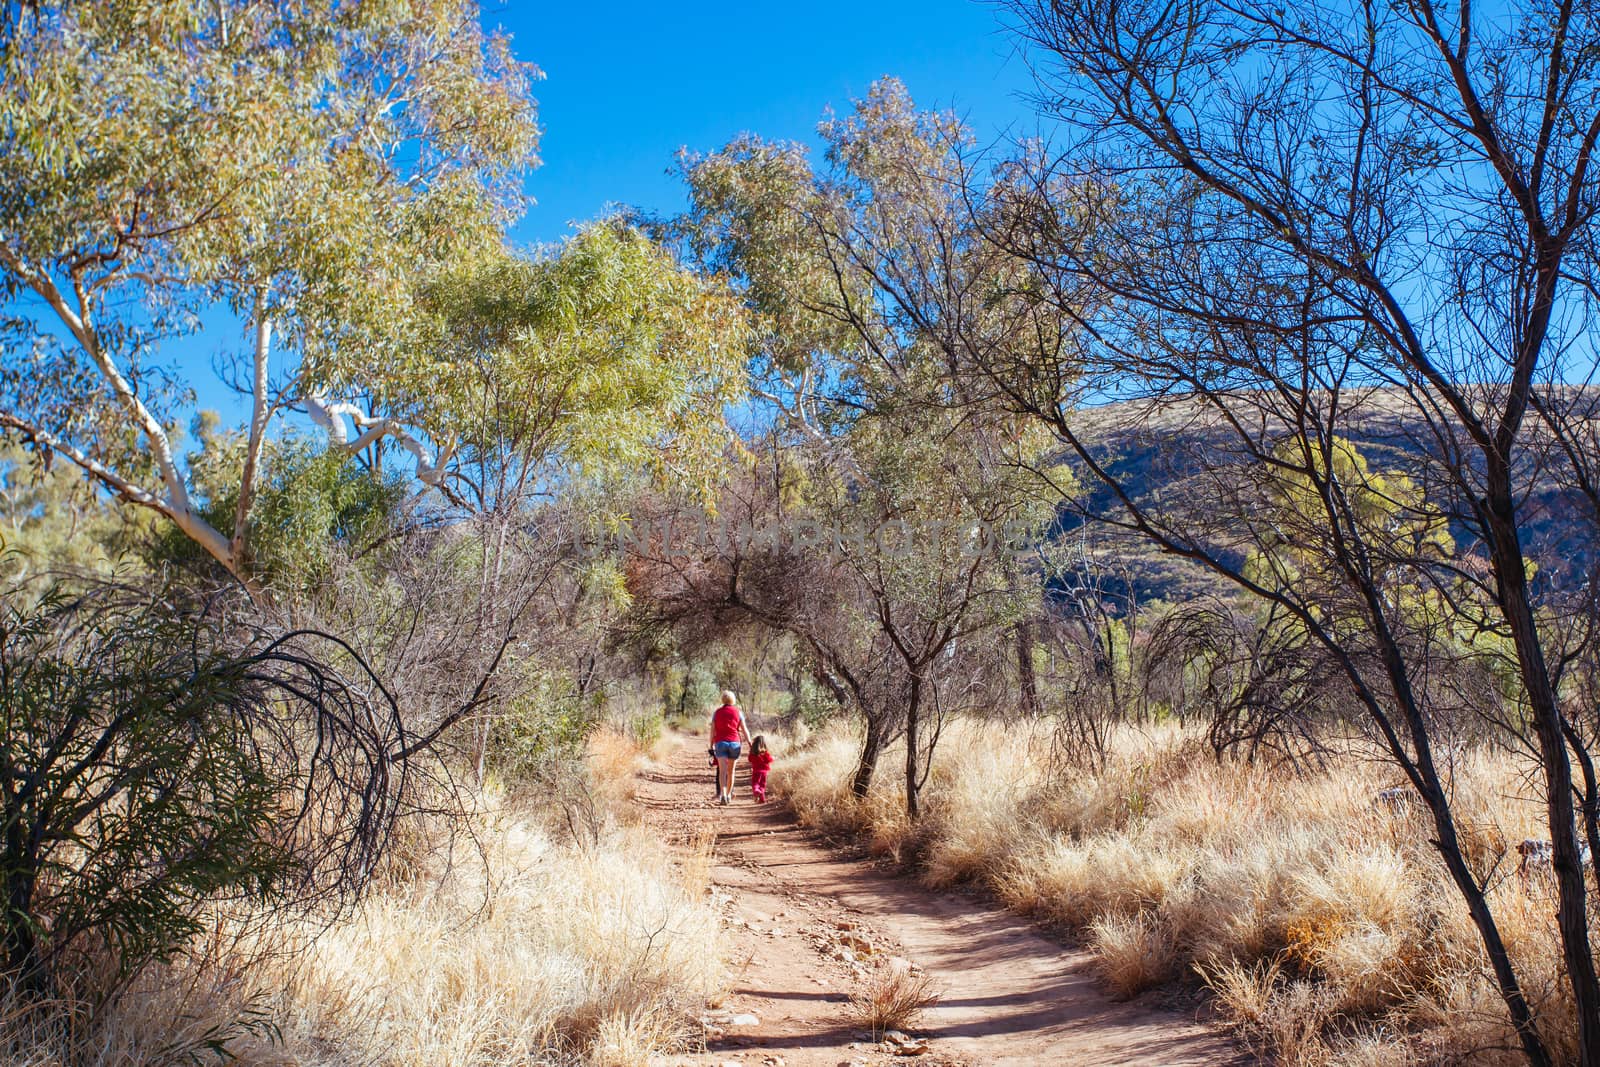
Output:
[636, 81, 1068, 814]
[978, 2, 1600, 1062]
[0, 439, 138, 580]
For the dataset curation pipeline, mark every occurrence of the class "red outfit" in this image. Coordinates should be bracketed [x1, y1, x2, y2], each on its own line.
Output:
[749, 750, 774, 802]
[711, 704, 744, 744]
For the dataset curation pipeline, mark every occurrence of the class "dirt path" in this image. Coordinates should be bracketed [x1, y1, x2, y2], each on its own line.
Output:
[637, 737, 1246, 1067]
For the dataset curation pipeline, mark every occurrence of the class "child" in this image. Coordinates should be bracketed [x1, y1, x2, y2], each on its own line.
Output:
[748, 735, 774, 803]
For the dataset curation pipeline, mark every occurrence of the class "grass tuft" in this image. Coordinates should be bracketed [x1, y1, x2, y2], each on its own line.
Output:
[852, 958, 941, 1037]
[1089, 912, 1178, 998]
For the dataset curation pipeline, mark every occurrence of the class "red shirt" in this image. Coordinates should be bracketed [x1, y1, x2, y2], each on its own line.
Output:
[711, 704, 744, 744]
[749, 750, 774, 771]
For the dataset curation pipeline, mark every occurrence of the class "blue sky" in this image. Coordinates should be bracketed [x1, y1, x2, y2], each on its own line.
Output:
[502, 0, 1038, 245]
[181, 0, 1042, 423]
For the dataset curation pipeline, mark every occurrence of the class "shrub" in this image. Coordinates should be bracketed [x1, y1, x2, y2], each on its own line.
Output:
[853, 958, 940, 1037]
[1090, 913, 1178, 998]
[0, 581, 399, 995]
[627, 707, 665, 750]
[486, 671, 595, 781]
[151, 431, 404, 594]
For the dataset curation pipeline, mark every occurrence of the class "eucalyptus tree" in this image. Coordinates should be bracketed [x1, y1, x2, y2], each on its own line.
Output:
[396, 222, 749, 519]
[975, 2, 1600, 1061]
[660, 81, 1069, 811]
[362, 221, 749, 779]
[0, 0, 539, 592]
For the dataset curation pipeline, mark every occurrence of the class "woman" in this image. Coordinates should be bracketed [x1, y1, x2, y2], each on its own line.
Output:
[708, 689, 752, 806]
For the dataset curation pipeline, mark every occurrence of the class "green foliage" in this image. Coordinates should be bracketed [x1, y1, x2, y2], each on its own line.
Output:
[0, 439, 143, 579]
[674, 78, 1081, 448]
[1248, 434, 1453, 603]
[627, 707, 665, 750]
[0, 0, 538, 363]
[0, 585, 293, 989]
[676, 660, 723, 720]
[486, 673, 597, 782]
[791, 673, 842, 730]
[0, 0, 540, 577]
[1244, 434, 1500, 659]
[672, 136, 862, 378]
[151, 425, 403, 593]
[676, 76, 1070, 583]
[653, 80, 1089, 808]
[1227, 434, 1544, 738]
[412, 222, 752, 507]
[244, 445, 404, 590]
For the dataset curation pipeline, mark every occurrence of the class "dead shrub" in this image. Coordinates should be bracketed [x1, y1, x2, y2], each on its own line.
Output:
[852, 958, 941, 1037]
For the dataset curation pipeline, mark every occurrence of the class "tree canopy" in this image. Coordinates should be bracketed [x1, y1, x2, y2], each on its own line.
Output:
[0, 0, 539, 582]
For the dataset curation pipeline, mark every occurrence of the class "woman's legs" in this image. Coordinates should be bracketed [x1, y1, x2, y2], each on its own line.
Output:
[716, 756, 735, 800]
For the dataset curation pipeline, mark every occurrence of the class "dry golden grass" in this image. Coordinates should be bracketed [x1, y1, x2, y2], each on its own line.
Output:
[778, 721, 1585, 1065]
[1089, 912, 1178, 998]
[588, 727, 647, 809]
[254, 816, 722, 1066]
[0, 744, 722, 1066]
[852, 958, 941, 1037]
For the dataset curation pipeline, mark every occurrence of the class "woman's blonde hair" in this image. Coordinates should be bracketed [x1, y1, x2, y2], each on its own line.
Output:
[720, 689, 737, 707]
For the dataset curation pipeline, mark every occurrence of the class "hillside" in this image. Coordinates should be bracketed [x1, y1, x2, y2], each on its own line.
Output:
[1053, 389, 1596, 605]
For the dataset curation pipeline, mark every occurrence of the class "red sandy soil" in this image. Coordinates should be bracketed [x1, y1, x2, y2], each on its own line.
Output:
[636, 736, 1250, 1067]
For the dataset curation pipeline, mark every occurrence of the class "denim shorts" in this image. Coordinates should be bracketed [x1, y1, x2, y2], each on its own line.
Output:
[712, 741, 742, 759]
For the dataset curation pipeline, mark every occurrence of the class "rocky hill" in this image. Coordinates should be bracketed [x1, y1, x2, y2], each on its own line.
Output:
[1052, 390, 1596, 606]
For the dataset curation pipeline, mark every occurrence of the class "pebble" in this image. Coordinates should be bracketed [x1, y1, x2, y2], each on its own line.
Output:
[730, 1012, 761, 1026]
[838, 933, 873, 955]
